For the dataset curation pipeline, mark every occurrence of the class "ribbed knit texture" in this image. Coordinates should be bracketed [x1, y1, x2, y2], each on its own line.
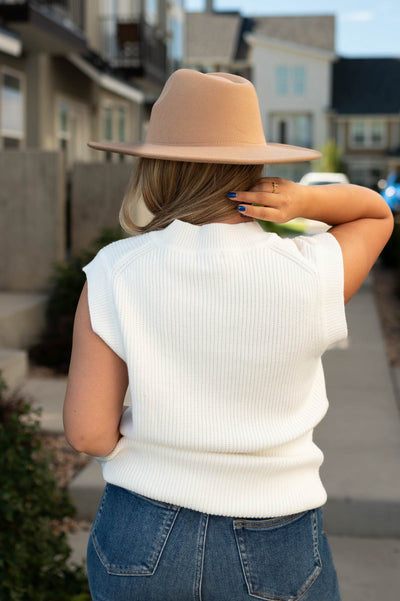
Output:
[82, 219, 347, 518]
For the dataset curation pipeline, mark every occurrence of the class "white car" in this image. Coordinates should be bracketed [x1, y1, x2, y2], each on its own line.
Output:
[299, 172, 350, 186]
[281, 173, 349, 235]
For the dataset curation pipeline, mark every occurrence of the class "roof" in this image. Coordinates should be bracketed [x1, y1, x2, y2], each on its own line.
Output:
[253, 15, 335, 52]
[332, 58, 400, 114]
[185, 12, 242, 63]
[185, 12, 335, 65]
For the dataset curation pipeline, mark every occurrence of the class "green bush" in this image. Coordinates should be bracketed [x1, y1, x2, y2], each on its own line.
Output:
[29, 227, 124, 373]
[0, 372, 90, 601]
[312, 139, 347, 174]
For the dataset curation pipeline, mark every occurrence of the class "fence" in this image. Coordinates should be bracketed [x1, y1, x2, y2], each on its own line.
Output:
[0, 150, 66, 292]
[71, 160, 133, 255]
[0, 150, 152, 292]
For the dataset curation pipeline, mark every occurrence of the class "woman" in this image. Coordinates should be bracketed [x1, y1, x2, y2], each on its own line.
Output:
[63, 70, 393, 601]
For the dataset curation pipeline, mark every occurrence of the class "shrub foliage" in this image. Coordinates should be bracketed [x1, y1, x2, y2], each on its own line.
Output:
[0, 373, 90, 600]
[29, 227, 123, 373]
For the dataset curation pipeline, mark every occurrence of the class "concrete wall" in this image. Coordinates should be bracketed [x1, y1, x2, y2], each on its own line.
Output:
[0, 150, 66, 292]
[71, 160, 134, 255]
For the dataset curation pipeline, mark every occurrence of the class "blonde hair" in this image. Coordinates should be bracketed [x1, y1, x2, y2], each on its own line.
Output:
[119, 158, 264, 235]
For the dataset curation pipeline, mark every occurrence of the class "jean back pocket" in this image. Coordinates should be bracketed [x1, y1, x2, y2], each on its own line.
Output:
[233, 509, 322, 601]
[91, 484, 179, 576]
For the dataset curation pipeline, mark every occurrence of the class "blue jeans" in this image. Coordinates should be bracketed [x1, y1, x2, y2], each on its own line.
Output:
[87, 484, 342, 601]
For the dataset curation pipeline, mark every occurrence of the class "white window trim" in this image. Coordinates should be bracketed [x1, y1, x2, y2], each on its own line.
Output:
[349, 118, 387, 149]
[100, 100, 129, 143]
[0, 66, 26, 148]
[102, 102, 114, 142]
[54, 93, 91, 164]
[55, 94, 89, 137]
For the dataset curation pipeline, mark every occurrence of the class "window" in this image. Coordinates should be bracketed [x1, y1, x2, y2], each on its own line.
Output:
[275, 66, 306, 96]
[118, 106, 126, 142]
[57, 99, 69, 159]
[101, 104, 128, 162]
[351, 121, 365, 145]
[145, 0, 158, 25]
[293, 66, 306, 95]
[103, 106, 113, 141]
[271, 114, 312, 148]
[371, 121, 384, 145]
[170, 15, 183, 63]
[1, 70, 24, 149]
[350, 120, 385, 148]
[59, 99, 68, 134]
[350, 164, 385, 187]
[276, 66, 289, 95]
[292, 115, 311, 147]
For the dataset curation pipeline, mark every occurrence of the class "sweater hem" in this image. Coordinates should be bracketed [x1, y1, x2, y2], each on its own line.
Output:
[96, 439, 328, 518]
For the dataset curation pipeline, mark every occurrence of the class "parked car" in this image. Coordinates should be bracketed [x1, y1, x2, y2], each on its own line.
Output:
[299, 172, 350, 186]
[380, 172, 400, 211]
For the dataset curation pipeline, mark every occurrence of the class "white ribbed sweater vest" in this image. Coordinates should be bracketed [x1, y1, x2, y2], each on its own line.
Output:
[83, 219, 347, 517]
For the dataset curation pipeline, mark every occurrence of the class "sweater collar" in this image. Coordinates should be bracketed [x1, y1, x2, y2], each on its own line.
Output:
[149, 219, 274, 252]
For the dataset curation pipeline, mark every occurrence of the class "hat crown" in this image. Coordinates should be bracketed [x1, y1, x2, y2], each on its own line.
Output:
[146, 69, 267, 147]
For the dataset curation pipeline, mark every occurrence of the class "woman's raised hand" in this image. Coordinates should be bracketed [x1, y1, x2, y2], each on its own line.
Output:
[228, 177, 305, 223]
[228, 177, 394, 304]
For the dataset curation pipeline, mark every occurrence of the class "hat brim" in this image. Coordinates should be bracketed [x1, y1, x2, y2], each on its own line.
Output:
[87, 141, 321, 164]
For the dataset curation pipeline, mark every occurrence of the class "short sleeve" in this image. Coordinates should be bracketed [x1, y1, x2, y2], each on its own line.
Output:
[82, 249, 126, 361]
[294, 232, 348, 349]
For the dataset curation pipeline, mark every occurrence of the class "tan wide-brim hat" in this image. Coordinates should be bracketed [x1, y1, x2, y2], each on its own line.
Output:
[87, 69, 321, 165]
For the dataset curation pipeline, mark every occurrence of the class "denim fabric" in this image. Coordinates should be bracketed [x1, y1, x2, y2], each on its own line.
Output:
[87, 484, 342, 601]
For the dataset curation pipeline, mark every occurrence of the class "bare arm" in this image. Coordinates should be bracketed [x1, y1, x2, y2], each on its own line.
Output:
[63, 282, 128, 456]
[230, 178, 394, 303]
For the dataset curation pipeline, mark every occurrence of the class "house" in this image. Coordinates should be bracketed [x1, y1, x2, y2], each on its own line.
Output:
[246, 16, 336, 181]
[330, 58, 400, 187]
[184, 11, 245, 74]
[0, 0, 187, 169]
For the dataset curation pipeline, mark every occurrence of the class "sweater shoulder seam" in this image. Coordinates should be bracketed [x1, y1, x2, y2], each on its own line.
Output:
[267, 243, 318, 277]
[114, 240, 157, 279]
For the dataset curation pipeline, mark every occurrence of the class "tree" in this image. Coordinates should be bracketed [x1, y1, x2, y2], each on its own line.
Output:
[314, 139, 346, 174]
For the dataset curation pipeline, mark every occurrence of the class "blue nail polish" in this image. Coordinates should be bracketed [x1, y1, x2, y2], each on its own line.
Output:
[227, 192, 237, 199]
[237, 205, 246, 212]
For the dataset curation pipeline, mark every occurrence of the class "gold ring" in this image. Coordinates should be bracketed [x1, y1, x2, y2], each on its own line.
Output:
[272, 181, 278, 194]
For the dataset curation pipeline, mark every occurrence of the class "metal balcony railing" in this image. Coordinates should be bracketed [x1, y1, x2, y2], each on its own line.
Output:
[0, 0, 86, 33]
[35, 0, 85, 31]
[99, 15, 141, 68]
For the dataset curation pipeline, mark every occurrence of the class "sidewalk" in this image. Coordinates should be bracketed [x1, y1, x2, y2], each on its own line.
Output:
[22, 275, 400, 599]
[316, 274, 400, 538]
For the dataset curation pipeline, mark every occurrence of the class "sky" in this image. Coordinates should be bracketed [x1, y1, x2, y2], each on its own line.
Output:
[185, 0, 400, 57]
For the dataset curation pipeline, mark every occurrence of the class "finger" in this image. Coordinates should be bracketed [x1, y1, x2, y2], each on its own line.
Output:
[237, 203, 283, 221]
[227, 191, 281, 206]
[250, 177, 282, 193]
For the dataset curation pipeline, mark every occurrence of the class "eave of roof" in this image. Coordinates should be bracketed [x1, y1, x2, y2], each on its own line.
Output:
[67, 53, 144, 104]
[0, 26, 22, 56]
[246, 33, 336, 61]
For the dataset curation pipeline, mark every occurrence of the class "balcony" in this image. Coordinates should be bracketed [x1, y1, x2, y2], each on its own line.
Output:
[0, 0, 87, 53]
[99, 15, 141, 69]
